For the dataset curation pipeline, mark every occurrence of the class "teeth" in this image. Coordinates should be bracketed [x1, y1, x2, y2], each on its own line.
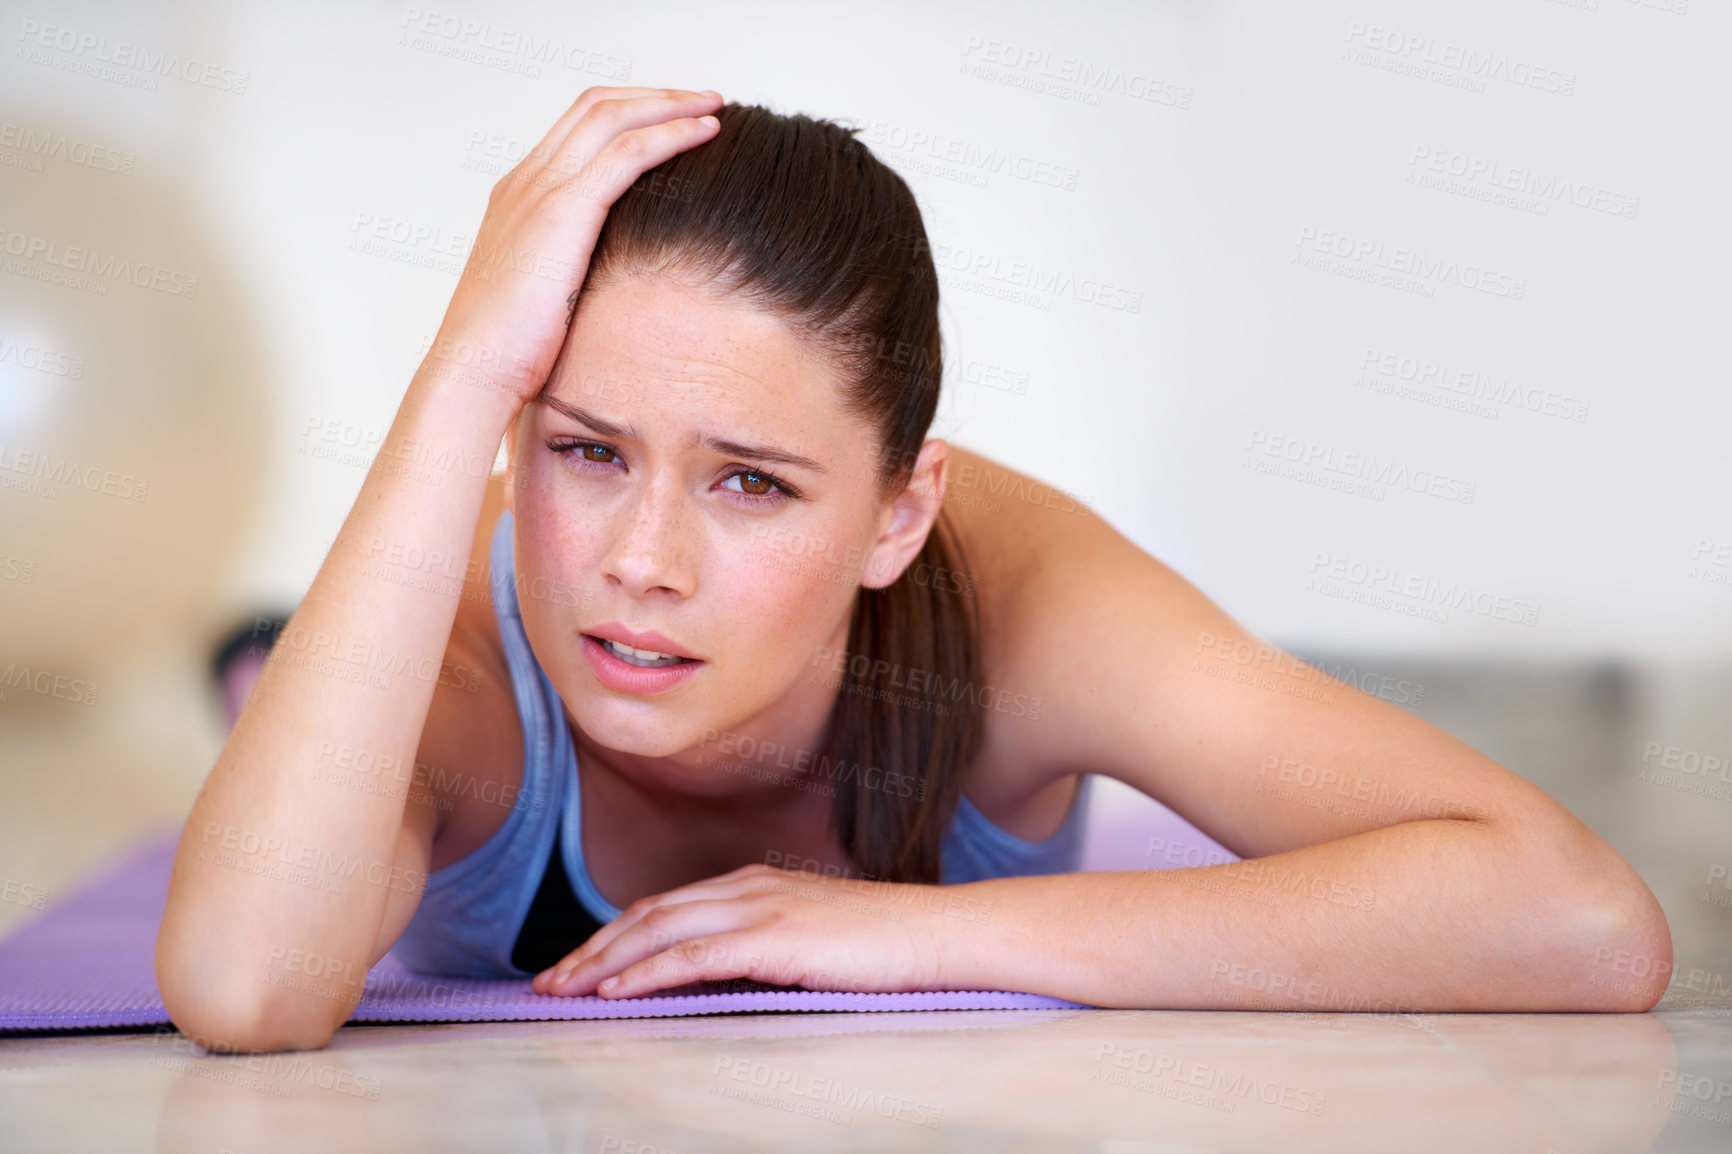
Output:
[601, 638, 690, 667]
[613, 640, 673, 660]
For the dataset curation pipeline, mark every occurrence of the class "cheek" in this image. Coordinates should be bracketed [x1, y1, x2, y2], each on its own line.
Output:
[509, 489, 605, 627]
[717, 523, 865, 660]
[513, 452, 602, 556]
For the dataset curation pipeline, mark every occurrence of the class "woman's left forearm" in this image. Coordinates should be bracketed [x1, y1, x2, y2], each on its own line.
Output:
[932, 815, 1672, 1012]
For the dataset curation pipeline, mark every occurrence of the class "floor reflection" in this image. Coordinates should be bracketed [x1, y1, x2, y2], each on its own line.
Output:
[1, 1003, 1713, 1153]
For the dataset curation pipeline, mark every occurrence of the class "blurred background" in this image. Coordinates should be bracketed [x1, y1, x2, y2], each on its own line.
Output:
[1, 0, 1727, 1006]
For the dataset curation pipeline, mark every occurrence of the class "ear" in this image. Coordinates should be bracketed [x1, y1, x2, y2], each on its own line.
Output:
[859, 439, 951, 590]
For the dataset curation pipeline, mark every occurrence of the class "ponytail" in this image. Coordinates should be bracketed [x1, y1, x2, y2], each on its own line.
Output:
[822, 506, 982, 884]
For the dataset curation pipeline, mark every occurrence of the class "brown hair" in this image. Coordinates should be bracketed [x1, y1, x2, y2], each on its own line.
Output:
[580, 102, 982, 884]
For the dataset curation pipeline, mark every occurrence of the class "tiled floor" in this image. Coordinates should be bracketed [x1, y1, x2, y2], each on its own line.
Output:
[2, 659, 1729, 1152]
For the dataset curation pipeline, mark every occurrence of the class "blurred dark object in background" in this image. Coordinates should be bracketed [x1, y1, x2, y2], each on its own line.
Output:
[208, 613, 289, 732]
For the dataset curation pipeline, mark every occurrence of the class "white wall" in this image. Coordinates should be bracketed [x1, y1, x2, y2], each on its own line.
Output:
[4, 0, 1727, 670]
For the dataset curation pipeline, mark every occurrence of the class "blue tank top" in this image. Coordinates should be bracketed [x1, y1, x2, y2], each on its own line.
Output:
[390, 510, 1093, 978]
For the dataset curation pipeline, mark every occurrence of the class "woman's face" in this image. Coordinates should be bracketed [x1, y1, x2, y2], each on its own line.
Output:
[504, 270, 943, 785]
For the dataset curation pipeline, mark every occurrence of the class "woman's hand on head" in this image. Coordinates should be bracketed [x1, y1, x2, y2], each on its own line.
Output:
[419, 86, 723, 411]
[528, 864, 964, 999]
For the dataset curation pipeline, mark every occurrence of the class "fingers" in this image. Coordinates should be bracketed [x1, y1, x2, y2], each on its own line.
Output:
[549, 116, 721, 219]
[545, 864, 781, 974]
[528, 86, 718, 166]
[517, 88, 721, 197]
[600, 932, 772, 999]
[536, 897, 758, 996]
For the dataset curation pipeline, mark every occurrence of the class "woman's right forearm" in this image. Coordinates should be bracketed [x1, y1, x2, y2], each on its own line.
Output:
[155, 86, 730, 1051]
[156, 359, 521, 1045]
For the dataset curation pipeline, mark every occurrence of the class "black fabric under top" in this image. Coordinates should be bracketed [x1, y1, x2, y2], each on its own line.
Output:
[509, 825, 607, 973]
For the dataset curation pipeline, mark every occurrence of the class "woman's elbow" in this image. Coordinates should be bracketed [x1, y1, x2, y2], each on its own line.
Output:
[155, 932, 343, 1054]
[1551, 846, 1674, 1013]
[160, 982, 343, 1054]
[1584, 886, 1674, 1012]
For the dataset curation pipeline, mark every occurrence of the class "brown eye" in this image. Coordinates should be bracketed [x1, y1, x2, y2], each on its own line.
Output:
[720, 468, 793, 503]
[581, 444, 615, 463]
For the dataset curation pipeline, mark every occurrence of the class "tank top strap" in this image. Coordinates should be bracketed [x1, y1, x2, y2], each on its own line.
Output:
[941, 772, 1094, 884]
[385, 510, 570, 978]
[491, 512, 621, 925]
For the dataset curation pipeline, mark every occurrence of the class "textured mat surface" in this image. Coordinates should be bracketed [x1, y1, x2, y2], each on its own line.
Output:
[0, 827, 1092, 1033]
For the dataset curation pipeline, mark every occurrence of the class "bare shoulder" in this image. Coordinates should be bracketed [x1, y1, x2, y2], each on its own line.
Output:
[415, 479, 525, 871]
[943, 445, 1234, 784]
[940, 446, 1552, 866]
[938, 445, 1118, 601]
[938, 446, 1156, 835]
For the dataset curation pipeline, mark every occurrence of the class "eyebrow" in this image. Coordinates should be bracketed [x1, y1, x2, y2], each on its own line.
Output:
[539, 393, 827, 474]
[700, 435, 826, 474]
[540, 394, 640, 441]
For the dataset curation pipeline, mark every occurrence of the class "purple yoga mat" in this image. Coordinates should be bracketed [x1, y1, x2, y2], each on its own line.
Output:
[0, 784, 1235, 1033]
[0, 826, 1089, 1033]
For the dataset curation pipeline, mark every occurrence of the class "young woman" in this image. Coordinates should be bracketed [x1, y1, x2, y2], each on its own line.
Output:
[155, 88, 1672, 1054]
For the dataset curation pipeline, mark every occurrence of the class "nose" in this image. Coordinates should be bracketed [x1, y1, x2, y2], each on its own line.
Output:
[599, 469, 696, 600]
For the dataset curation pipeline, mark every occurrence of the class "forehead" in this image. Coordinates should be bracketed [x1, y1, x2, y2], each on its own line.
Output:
[556, 272, 839, 416]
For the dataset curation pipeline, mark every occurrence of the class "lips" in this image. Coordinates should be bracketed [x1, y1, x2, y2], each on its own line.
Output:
[580, 632, 704, 696]
[582, 623, 700, 662]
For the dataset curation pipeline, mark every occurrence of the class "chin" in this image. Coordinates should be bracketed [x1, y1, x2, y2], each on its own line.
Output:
[570, 698, 704, 759]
